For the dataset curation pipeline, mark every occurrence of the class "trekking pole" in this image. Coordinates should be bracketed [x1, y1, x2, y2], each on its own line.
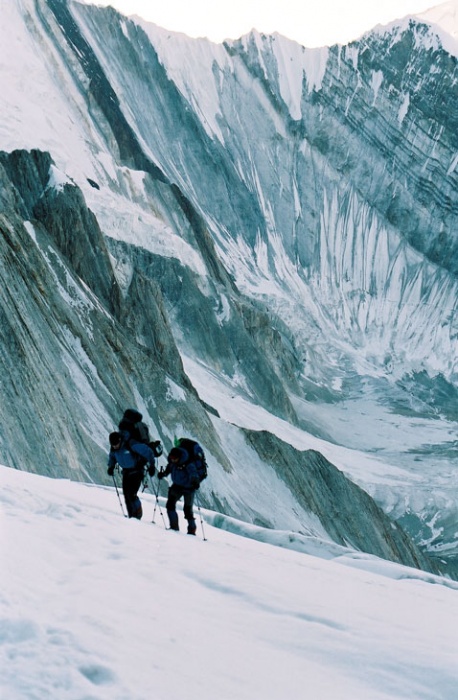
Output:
[149, 472, 166, 528]
[112, 469, 127, 518]
[195, 492, 207, 541]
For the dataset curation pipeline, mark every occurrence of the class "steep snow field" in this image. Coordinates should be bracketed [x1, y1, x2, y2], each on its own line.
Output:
[1, 464, 457, 700]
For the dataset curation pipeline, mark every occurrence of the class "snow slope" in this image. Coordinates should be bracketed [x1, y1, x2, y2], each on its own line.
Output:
[1, 465, 457, 700]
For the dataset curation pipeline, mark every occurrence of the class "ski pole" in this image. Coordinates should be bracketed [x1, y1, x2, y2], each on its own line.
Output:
[194, 491, 207, 541]
[112, 469, 127, 517]
[149, 472, 166, 528]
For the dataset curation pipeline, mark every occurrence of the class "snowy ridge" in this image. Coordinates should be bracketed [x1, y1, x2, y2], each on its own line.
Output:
[132, 18, 230, 143]
[364, 2, 458, 57]
[418, 0, 458, 53]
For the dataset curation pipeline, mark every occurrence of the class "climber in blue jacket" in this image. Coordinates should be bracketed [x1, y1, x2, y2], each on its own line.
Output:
[107, 431, 155, 519]
[158, 447, 200, 534]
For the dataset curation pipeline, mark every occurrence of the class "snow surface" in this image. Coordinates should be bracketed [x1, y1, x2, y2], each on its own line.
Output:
[1, 463, 457, 700]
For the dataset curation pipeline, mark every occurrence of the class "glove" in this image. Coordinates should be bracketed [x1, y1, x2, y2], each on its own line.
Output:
[190, 477, 200, 490]
[107, 465, 115, 476]
[147, 464, 156, 477]
[157, 469, 165, 480]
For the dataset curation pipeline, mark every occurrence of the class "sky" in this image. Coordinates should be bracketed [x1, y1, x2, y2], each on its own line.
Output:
[81, 0, 438, 46]
[2, 462, 458, 700]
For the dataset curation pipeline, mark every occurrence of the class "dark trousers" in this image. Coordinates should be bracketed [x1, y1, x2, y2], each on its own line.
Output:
[122, 468, 144, 519]
[166, 484, 196, 533]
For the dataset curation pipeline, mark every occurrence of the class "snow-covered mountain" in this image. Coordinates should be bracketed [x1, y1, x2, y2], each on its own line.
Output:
[1, 0, 457, 575]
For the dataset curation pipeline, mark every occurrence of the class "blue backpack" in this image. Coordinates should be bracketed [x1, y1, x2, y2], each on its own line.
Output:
[119, 408, 163, 457]
[174, 437, 208, 482]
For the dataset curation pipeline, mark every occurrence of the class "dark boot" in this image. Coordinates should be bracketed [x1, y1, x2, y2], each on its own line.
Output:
[126, 496, 142, 519]
[131, 498, 142, 520]
[168, 509, 179, 531]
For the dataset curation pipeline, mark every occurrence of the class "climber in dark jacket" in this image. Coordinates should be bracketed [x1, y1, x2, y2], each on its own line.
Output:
[158, 446, 200, 534]
[107, 431, 155, 519]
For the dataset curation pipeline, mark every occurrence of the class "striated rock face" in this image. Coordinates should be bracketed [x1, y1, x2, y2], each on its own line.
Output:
[68, 4, 458, 393]
[0, 0, 457, 575]
[0, 148, 230, 482]
[33, 183, 120, 311]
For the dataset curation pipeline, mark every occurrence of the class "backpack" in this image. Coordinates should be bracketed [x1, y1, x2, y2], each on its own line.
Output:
[174, 437, 208, 482]
[119, 408, 163, 457]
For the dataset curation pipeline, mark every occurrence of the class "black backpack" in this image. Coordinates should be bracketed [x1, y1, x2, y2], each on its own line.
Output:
[175, 437, 208, 482]
[119, 409, 163, 457]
